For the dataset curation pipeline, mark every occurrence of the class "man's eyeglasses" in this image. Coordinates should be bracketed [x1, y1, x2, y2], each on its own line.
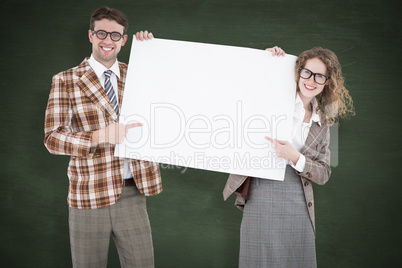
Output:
[299, 67, 329, 85]
[92, 30, 124, 41]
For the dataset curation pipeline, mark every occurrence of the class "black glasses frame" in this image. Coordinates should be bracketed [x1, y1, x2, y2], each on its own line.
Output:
[92, 30, 124, 41]
[299, 67, 329, 85]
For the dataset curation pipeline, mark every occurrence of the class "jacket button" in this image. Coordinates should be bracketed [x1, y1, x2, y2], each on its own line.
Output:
[304, 181, 309, 187]
[308, 202, 313, 207]
[306, 172, 312, 178]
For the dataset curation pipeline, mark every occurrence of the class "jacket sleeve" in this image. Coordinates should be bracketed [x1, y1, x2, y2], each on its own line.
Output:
[296, 125, 331, 185]
[44, 73, 94, 158]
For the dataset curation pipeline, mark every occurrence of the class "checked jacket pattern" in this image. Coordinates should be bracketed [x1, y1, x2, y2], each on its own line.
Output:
[44, 58, 162, 209]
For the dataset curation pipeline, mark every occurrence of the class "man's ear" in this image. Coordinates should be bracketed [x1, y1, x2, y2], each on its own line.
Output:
[121, 34, 128, 46]
[88, 30, 94, 43]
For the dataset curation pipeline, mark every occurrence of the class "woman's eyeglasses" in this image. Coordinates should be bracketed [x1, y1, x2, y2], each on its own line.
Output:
[299, 67, 329, 85]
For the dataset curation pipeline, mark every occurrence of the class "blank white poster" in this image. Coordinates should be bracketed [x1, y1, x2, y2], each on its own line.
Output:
[115, 37, 297, 181]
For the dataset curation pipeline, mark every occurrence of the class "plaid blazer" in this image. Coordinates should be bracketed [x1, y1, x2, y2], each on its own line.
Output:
[223, 121, 331, 232]
[44, 58, 162, 209]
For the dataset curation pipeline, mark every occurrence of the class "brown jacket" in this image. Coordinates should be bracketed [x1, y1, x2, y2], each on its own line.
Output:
[44, 58, 162, 209]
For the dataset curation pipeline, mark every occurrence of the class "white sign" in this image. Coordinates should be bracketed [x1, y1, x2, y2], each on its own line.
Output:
[115, 37, 297, 180]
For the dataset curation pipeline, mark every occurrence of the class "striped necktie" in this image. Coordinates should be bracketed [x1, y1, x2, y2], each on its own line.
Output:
[104, 70, 119, 114]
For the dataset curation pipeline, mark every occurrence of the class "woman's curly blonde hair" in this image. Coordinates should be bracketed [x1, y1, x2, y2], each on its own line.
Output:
[295, 47, 355, 125]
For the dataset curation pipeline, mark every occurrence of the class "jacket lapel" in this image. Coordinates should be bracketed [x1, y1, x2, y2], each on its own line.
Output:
[117, 62, 127, 112]
[301, 122, 324, 155]
[76, 59, 118, 121]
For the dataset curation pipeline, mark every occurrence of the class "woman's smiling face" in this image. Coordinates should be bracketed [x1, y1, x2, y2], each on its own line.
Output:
[298, 57, 328, 102]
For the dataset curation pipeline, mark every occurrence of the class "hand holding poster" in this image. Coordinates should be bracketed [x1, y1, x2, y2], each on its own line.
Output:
[115, 37, 297, 180]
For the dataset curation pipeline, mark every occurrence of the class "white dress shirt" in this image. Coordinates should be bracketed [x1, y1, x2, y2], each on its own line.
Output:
[289, 92, 321, 172]
[88, 55, 132, 179]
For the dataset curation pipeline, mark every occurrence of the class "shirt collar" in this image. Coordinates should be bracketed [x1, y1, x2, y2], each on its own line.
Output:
[88, 55, 121, 79]
[295, 92, 322, 126]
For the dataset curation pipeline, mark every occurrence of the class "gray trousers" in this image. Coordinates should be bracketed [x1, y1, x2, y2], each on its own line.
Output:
[69, 184, 154, 268]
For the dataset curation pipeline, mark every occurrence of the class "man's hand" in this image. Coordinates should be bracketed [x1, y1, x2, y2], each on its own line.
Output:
[92, 122, 143, 146]
[135, 30, 154, 41]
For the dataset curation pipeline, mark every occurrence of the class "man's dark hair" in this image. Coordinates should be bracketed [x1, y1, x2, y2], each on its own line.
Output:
[90, 6, 129, 34]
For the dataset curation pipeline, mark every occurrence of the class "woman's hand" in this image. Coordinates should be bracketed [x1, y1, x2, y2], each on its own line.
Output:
[265, 46, 285, 56]
[135, 30, 154, 41]
[265, 136, 300, 165]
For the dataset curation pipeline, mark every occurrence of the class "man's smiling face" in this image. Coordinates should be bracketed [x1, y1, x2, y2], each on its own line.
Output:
[88, 18, 127, 68]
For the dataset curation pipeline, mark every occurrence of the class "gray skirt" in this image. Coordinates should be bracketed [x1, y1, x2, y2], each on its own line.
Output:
[239, 165, 316, 268]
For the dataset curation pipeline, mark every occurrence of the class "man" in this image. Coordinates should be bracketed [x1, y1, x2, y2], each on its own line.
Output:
[44, 6, 162, 267]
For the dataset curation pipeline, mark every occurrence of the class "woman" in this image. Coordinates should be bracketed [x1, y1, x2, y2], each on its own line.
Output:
[223, 46, 355, 267]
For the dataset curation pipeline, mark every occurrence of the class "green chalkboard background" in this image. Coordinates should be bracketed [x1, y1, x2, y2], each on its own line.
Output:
[1, 0, 401, 267]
